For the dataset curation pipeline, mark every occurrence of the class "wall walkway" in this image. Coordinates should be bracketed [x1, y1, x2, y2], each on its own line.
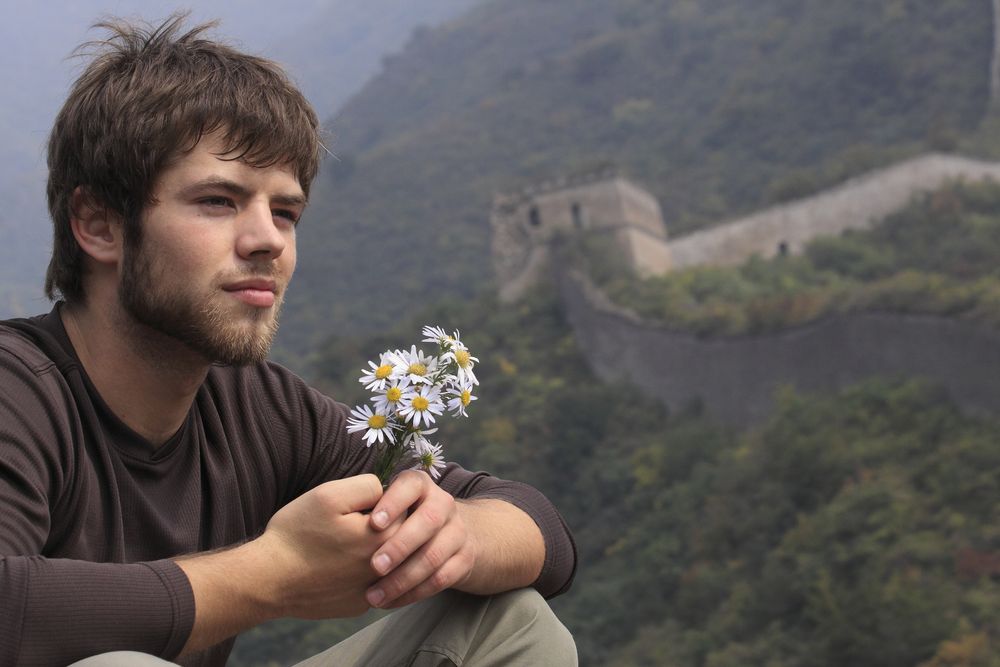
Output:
[668, 154, 1000, 270]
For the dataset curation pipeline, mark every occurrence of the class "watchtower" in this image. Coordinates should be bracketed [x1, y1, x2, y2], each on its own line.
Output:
[491, 170, 671, 301]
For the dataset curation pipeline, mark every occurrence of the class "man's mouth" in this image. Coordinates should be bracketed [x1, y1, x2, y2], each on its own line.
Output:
[222, 279, 278, 308]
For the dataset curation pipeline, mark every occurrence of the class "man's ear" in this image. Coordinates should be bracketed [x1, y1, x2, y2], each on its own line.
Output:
[69, 186, 123, 265]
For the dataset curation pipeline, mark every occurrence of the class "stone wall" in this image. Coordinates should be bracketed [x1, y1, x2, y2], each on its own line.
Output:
[560, 271, 1000, 428]
[668, 154, 1000, 270]
[495, 154, 1000, 303]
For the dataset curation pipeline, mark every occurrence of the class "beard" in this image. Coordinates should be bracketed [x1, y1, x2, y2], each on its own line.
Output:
[118, 240, 283, 366]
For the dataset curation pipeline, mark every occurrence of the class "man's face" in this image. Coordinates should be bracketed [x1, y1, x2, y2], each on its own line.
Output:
[119, 133, 305, 365]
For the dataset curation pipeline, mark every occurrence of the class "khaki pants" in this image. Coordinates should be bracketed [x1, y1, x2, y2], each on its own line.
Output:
[69, 588, 577, 667]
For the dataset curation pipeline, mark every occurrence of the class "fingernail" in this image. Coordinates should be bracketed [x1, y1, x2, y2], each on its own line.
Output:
[367, 588, 385, 607]
[373, 511, 389, 528]
[373, 553, 391, 574]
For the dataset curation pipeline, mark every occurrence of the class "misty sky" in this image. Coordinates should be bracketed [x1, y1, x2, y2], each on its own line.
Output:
[1, 1, 327, 172]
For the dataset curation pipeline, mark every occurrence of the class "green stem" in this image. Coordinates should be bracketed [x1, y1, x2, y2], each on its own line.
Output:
[373, 440, 411, 487]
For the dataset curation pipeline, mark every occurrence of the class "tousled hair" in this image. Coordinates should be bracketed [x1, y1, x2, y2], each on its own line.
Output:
[45, 12, 322, 303]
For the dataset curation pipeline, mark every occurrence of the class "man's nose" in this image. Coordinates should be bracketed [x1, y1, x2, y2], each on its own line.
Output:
[236, 202, 287, 260]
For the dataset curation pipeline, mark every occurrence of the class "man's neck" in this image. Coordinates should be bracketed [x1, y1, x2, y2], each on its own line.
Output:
[61, 300, 210, 448]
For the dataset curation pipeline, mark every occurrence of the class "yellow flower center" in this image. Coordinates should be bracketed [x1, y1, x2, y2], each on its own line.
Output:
[367, 414, 387, 429]
[412, 396, 430, 411]
[408, 363, 427, 376]
[455, 350, 471, 368]
[386, 386, 402, 402]
[375, 364, 393, 380]
[461, 390, 472, 406]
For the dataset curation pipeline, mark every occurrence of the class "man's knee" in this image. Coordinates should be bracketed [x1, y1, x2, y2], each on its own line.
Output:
[484, 588, 577, 664]
[67, 651, 178, 666]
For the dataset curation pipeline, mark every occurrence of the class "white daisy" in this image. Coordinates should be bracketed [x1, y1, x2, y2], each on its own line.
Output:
[371, 378, 410, 414]
[398, 384, 445, 428]
[411, 438, 447, 480]
[402, 426, 437, 448]
[345, 404, 397, 447]
[386, 345, 439, 384]
[446, 329, 472, 353]
[445, 381, 477, 417]
[421, 325, 451, 347]
[443, 345, 479, 386]
[358, 353, 396, 391]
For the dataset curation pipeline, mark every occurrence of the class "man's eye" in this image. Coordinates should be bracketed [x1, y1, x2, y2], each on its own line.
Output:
[274, 209, 301, 225]
[201, 197, 234, 208]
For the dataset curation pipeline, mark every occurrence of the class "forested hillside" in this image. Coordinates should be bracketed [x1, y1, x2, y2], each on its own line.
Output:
[280, 0, 995, 352]
[235, 289, 1000, 666]
[232, 3, 1000, 663]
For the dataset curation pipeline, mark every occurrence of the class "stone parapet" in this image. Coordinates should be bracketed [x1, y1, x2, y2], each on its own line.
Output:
[669, 154, 1000, 269]
[561, 270, 1000, 427]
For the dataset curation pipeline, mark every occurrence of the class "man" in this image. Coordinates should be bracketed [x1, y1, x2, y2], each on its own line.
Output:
[0, 14, 577, 667]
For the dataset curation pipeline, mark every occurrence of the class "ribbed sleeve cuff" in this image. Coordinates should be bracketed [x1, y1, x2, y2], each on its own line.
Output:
[146, 559, 197, 659]
[13, 556, 196, 664]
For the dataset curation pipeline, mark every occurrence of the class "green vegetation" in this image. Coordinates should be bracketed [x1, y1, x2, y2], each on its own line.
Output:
[235, 289, 1000, 666]
[244, 3, 1000, 663]
[279, 0, 994, 350]
[600, 181, 1000, 335]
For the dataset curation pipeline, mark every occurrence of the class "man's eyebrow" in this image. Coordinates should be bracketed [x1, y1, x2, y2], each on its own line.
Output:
[180, 177, 308, 207]
[271, 192, 309, 208]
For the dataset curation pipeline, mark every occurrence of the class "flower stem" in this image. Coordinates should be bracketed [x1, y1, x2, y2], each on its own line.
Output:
[373, 441, 408, 486]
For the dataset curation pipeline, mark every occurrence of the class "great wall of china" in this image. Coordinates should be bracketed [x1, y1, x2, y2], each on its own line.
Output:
[560, 270, 1000, 428]
[492, 152, 1000, 425]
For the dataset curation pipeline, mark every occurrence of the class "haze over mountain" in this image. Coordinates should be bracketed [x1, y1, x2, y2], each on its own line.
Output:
[0, 0, 480, 317]
[280, 0, 993, 359]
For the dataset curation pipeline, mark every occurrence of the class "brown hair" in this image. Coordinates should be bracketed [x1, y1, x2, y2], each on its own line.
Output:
[45, 13, 322, 303]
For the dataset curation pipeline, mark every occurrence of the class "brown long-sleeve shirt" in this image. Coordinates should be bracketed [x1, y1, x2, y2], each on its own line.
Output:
[0, 306, 576, 666]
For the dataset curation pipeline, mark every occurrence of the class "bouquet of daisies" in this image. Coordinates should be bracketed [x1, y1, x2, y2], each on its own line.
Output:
[347, 326, 479, 485]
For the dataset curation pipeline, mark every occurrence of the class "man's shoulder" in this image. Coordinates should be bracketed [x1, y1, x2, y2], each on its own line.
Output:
[0, 315, 64, 378]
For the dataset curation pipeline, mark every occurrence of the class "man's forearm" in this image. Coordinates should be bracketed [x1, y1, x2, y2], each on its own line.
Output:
[454, 498, 545, 595]
[174, 537, 283, 655]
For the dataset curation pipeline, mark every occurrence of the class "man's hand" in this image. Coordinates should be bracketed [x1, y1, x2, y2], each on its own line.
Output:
[364, 470, 476, 609]
[176, 474, 397, 654]
[364, 470, 547, 610]
[260, 473, 399, 619]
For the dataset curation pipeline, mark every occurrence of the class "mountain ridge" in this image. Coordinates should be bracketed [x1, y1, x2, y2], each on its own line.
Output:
[279, 0, 994, 361]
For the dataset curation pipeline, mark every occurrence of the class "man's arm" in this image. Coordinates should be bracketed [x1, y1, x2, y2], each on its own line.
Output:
[0, 343, 198, 665]
[175, 474, 395, 655]
[361, 471, 549, 610]
[455, 497, 545, 593]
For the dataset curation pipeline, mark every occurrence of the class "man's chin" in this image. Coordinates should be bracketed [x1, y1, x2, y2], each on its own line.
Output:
[202, 318, 279, 366]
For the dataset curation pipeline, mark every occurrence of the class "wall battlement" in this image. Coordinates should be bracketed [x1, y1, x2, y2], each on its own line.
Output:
[492, 153, 1000, 422]
[491, 153, 1000, 301]
[491, 172, 670, 301]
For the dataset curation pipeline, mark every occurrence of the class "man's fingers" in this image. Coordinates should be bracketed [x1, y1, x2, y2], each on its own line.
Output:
[369, 470, 430, 530]
[370, 502, 448, 575]
[378, 562, 466, 609]
[366, 526, 471, 608]
[370, 482, 454, 575]
[314, 474, 383, 514]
